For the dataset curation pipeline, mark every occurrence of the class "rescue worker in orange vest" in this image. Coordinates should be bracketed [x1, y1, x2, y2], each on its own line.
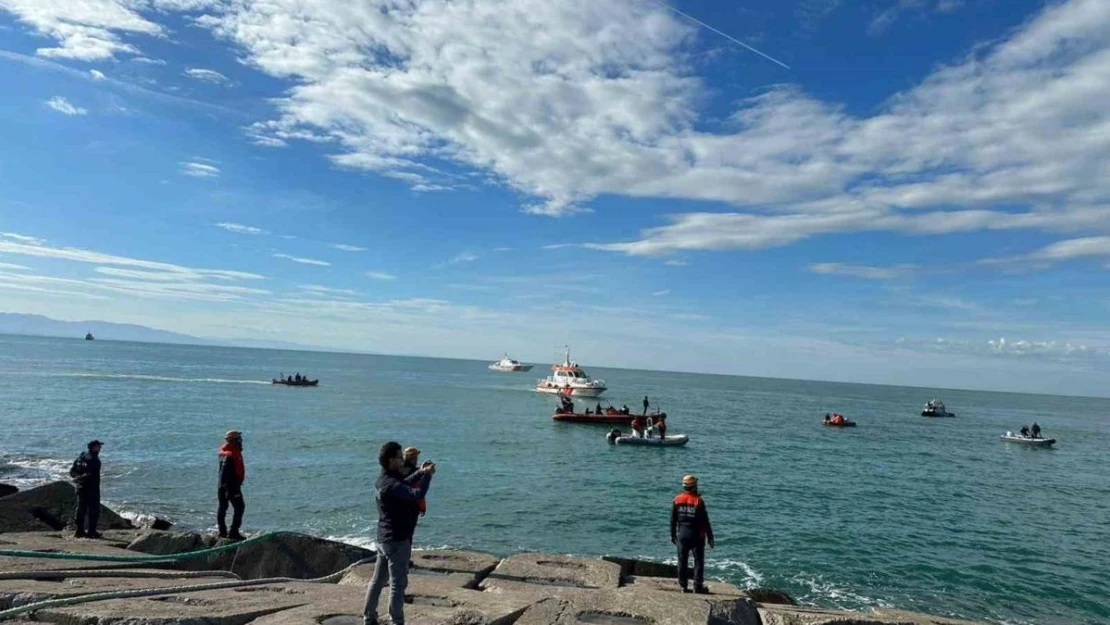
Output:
[670, 474, 714, 594]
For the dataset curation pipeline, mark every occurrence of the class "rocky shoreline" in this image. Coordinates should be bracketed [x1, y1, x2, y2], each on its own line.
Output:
[0, 482, 984, 625]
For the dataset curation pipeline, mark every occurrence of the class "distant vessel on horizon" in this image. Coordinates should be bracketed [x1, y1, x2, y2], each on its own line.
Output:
[84, 332, 94, 341]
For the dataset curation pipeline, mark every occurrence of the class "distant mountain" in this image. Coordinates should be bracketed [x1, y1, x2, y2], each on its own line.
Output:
[0, 313, 326, 352]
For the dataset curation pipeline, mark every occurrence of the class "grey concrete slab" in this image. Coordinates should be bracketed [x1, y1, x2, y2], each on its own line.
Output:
[483, 553, 621, 590]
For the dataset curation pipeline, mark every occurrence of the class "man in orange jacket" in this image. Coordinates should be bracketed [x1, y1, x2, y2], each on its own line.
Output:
[670, 474, 714, 594]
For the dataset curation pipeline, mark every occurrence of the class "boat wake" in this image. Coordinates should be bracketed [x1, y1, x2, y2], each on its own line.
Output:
[61, 373, 270, 385]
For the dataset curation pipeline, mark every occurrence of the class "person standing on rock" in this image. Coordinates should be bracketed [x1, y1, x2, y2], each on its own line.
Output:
[69, 440, 103, 539]
[217, 430, 246, 540]
[364, 441, 435, 625]
[670, 474, 714, 594]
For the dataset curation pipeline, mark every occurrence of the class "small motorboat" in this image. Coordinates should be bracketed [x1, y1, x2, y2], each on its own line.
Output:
[607, 429, 688, 446]
[489, 355, 533, 372]
[272, 378, 319, 387]
[1001, 432, 1055, 447]
[822, 413, 856, 427]
[922, 399, 955, 417]
[85, 332, 94, 341]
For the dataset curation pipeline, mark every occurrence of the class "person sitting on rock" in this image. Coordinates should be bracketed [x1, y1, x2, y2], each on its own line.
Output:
[69, 440, 103, 539]
[671, 474, 714, 594]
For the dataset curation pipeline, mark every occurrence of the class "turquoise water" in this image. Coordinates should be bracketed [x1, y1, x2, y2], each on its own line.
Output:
[0, 334, 1107, 625]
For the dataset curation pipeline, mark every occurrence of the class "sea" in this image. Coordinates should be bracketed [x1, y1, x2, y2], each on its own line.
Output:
[0, 334, 1106, 625]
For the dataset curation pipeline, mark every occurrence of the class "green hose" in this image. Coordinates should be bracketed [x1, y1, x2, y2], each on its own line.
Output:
[0, 531, 280, 562]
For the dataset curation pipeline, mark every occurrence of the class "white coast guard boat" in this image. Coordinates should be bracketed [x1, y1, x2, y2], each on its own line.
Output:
[488, 355, 533, 372]
[535, 347, 607, 398]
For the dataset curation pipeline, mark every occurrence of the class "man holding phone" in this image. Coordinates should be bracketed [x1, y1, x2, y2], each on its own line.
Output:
[363, 441, 436, 625]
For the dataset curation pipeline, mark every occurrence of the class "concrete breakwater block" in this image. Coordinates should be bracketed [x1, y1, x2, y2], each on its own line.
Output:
[0, 482, 133, 533]
[0, 530, 153, 573]
[0, 574, 239, 610]
[757, 605, 985, 625]
[623, 575, 748, 597]
[481, 553, 622, 590]
[339, 563, 478, 591]
[513, 588, 762, 625]
[126, 531, 375, 580]
[601, 556, 678, 580]
[34, 584, 312, 625]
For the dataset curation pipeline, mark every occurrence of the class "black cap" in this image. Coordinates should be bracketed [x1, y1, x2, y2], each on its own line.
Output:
[88, 440, 103, 449]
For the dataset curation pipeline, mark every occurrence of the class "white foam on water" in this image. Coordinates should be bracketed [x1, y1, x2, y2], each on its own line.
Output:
[1, 456, 72, 489]
[327, 535, 378, 551]
[660, 555, 765, 586]
[790, 573, 890, 608]
[60, 373, 270, 385]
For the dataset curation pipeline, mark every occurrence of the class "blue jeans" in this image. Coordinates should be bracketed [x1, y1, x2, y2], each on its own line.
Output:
[363, 539, 411, 625]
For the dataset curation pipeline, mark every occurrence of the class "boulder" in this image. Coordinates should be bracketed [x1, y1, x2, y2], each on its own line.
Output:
[126, 531, 375, 580]
[0, 483, 18, 499]
[624, 575, 748, 597]
[514, 588, 762, 625]
[482, 553, 621, 590]
[745, 588, 797, 605]
[602, 556, 678, 580]
[0, 481, 133, 533]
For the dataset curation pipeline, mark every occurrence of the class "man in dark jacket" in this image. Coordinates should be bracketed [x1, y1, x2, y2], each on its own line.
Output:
[363, 441, 435, 625]
[69, 440, 103, 538]
[670, 474, 714, 594]
[217, 430, 246, 540]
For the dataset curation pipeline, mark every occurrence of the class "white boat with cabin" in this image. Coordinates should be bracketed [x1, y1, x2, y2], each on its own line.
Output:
[489, 355, 533, 372]
[535, 347, 607, 398]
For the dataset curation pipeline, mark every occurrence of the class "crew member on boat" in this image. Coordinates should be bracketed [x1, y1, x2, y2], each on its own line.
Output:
[631, 415, 646, 438]
[1020, 425, 1031, 437]
[656, 414, 667, 440]
[1031, 422, 1042, 439]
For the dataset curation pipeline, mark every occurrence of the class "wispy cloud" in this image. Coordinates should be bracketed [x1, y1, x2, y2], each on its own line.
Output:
[449, 252, 478, 264]
[0, 238, 263, 280]
[808, 262, 911, 280]
[89, 69, 106, 80]
[365, 271, 397, 281]
[0, 262, 30, 271]
[329, 243, 367, 252]
[184, 68, 229, 84]
[180, 159, 220, 178]
[45, 96, 87, 116]
[215, 222, 267, 235]
[664, 259, 687, 267]
[273, 253, 330, 266]
[1, 232, 45, 245]
[298, 284, 359, 297]
[652, 289, 671, 296]
[981, 236, 1110, 269]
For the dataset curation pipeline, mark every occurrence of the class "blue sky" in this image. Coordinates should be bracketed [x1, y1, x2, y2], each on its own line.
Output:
[1, 0, 1109, 396]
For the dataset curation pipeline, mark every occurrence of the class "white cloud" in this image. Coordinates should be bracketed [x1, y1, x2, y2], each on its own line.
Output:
[0, 238, 263, 280]
[664, 259, 687, 267]
[0, 262, 30, 270]
[899, 335, 1102, 362]
[448, 252, 478, 264]
[298, 284, 358, 296]
[180, 160, 220, 178]
[329, 243, 367, 252]
[0, 0, 161, 60]
[981, 236, 1110, 269]
[652, 289, 670, 296]
[808, 262, 909, 280]
[89, 69, 106, 80]
[365, 271, 396, 281]
[273, 253, 330, 266]
[0, 232, 45, 245]
[44, 96, 87, 116]
[215, 222, 267, 235]
[184, 67, 229, 83]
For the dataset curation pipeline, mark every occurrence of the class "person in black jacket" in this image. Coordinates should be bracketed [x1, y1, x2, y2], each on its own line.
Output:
[363, 441, 435, 625]
[670, 474, 715, 594]
[217, 430, 246, 540]
[69, 440, 103, 538]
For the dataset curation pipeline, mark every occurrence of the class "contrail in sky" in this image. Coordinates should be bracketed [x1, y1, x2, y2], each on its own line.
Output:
[653, 1, 791, 70]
